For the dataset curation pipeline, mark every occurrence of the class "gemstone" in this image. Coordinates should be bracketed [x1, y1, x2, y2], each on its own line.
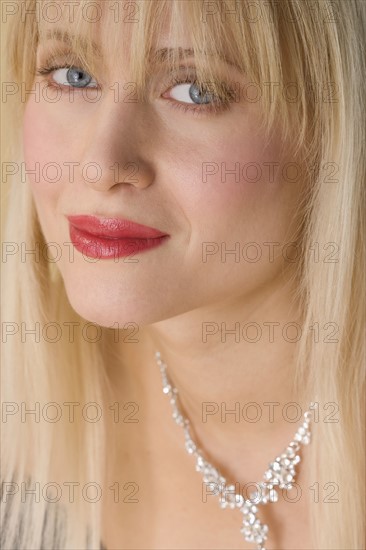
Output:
[185, 440, 196, 455]
[286, 447, 296, 458]
[268, 489, 278, 502]
[240, 504, 251, 514]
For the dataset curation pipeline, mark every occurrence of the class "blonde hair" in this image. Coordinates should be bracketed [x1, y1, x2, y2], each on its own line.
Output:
[1, 0, 365, 548]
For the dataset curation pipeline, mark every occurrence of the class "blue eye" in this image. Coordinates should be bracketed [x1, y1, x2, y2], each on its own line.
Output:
[51, 66, 98, 88]
[169, 82, 217, 105]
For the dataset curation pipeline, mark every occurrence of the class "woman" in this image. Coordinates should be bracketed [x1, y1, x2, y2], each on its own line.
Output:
[1, 0, 365, 549]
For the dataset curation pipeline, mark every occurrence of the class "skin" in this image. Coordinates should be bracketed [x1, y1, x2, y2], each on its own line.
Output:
[23, 6, 313, 549]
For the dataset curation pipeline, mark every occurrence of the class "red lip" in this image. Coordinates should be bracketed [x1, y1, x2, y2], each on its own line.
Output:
[66, 215, 170, 259]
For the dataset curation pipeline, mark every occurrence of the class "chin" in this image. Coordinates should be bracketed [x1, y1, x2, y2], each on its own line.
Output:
[63, 283, 177, 330]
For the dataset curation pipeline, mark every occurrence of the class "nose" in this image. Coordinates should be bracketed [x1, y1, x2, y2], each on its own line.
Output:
[77, 99, 155, 192]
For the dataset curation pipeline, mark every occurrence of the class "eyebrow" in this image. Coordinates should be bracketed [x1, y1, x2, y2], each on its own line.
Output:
[41, 29, 102, 55]
[152, 47, 243, 72]
[40, 30, 241, 71]
[152, 47, 195, 62]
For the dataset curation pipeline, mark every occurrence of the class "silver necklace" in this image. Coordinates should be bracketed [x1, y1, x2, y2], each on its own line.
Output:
[155, 351, 313, 550]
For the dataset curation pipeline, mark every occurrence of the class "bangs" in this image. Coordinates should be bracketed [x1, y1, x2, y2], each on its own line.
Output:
[10, 0, 328, 170]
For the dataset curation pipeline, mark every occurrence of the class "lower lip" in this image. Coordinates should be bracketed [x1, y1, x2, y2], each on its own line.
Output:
[69, 224, 169, 259]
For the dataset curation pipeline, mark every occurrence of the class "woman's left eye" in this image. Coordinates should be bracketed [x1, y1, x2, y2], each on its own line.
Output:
[166, 82, 218, 105]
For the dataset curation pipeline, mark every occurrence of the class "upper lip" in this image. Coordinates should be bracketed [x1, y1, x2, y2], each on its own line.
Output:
[66, 215, 168, 239]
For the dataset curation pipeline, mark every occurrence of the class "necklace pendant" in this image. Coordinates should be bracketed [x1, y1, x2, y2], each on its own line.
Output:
[239, 497, 269, 548]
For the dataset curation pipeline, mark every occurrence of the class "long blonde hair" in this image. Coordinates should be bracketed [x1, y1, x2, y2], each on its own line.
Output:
[1, 1, 365, 548]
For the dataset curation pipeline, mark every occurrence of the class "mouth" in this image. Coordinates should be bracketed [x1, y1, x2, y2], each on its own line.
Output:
[66, 214, 170, 259]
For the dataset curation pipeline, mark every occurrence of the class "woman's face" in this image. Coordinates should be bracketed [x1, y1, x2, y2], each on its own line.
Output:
[22, 14, 304, 328]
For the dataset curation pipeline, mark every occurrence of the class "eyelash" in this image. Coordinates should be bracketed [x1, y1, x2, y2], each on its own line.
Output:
[35, 63, 235, 117]
[165, 76, 233, 116]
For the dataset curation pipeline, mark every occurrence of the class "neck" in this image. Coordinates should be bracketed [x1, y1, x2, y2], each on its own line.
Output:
[111, 269, 311, 484]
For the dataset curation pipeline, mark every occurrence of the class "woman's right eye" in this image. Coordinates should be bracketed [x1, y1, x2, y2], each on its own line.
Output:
[36, 65, 98, 89]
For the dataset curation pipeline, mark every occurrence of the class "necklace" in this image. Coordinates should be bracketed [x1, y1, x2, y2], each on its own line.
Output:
[155, 351, 313, 550]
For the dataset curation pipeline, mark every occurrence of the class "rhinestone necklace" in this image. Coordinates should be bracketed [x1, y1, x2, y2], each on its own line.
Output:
[155, 351, 313, 550]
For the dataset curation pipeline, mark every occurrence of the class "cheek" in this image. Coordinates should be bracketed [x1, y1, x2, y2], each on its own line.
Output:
[22, 100, 65, 212]
[22, 100, 71, 251]
[170, 125, 288, 239]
